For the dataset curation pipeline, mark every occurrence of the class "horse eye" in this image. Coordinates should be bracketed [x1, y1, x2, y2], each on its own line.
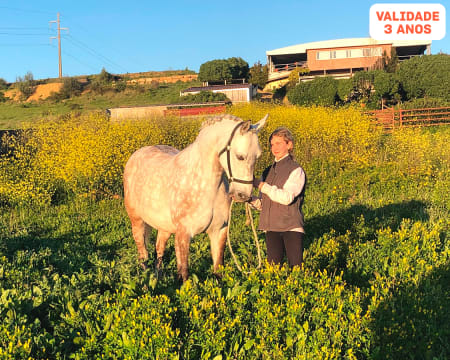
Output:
[236, 154, 245, 161]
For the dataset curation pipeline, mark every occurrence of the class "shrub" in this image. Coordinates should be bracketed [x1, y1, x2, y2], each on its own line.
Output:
[0, 114, 201, 206]
[179, 90, 229, 104]
[89, 68, 116, 94]
[336, 78, 354, 103]
[0, 78, 8, 90]
[287, 76, 339, 106]
[399, 97, 450, 109]
[0, 105, 381, 206]
[344, 70, 402, 109]
[15, 71, 35, 100]
[397, 54, 450, 101]
[51, 77, 84, 100]
[114, 80, 127, 92]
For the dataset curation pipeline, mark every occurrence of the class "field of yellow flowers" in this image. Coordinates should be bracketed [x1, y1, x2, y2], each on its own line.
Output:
[0, 103, 449, 359]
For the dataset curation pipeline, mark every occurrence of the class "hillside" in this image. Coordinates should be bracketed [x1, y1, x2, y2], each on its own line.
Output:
[0, 70, 202, 130]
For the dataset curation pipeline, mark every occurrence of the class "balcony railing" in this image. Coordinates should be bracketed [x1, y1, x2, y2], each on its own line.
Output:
[271, 61, 307, 73]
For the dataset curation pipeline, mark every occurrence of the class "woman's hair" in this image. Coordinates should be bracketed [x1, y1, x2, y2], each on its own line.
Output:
[269, 127, 295, 156]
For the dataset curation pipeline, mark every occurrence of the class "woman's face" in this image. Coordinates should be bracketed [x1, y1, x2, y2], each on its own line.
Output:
[270, 135, 292, 161]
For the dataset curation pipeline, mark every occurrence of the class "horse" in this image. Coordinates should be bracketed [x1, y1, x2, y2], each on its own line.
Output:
[123, 114, 268, 282]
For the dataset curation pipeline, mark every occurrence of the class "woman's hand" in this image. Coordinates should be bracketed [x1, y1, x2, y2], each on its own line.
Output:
[258, 181, 265, 190]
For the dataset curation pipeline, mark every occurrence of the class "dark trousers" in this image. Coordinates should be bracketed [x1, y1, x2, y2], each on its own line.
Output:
[266, 231, 304, 267]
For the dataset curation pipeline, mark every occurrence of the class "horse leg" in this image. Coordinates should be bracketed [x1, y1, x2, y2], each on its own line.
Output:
[207, 226, 228, 276]
[130, 216, 150, 269]
[155, 230, 171, 278]
[207, 177, 231, 278]
[174, 229, 191, 283]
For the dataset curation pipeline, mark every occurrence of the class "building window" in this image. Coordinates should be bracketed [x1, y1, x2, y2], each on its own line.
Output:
[363, 48, 371, 57]
[316, 51, 330, 60]
[336, 50, 346, 59]
[372, 47, 382, 56]
[330, 51, 337, 59]
[346, 50, 352, 58]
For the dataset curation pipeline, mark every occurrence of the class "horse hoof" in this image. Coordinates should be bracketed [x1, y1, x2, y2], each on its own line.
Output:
[140, 261, 149, 271]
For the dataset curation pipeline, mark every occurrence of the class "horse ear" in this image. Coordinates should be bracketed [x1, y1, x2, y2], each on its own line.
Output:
[240, 120, 252, 134]
[250, 114, 269, 133]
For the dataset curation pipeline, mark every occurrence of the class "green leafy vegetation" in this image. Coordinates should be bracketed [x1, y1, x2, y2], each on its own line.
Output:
[198, 57, 249, 82]
[397, 54, 450, 101]
[287, 54, 450, 109]
[15, 71, 36, 100]
[249, 61, 269, 89]
[0, 104, 448, 358]
[287, 76, 339, 106]
[179, 90, 230, 104]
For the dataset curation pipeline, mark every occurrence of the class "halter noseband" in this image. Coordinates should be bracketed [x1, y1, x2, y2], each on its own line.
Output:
[218, 121, 254, 185]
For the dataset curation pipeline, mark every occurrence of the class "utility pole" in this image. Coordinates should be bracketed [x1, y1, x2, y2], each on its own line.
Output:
[49, 13, 68, 79]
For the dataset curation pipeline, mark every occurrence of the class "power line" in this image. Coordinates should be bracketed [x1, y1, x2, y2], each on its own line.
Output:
[0, 27, 52, 30]
[0, 43, 52, 46]
[0, 6, 54, 15]
[59, 14, 144, 71]
[62, 49, 100, 73]
[63, 34, 128, 73]
[0, 32, 53, 36]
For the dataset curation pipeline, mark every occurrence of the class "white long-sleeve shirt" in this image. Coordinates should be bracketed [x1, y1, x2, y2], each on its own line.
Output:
[250, 155, 306, 233]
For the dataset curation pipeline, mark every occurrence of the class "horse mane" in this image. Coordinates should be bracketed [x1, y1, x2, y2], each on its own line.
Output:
[200, 114, 242, 130]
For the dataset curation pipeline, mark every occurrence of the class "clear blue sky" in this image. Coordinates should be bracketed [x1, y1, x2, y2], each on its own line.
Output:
[1, 0, 448, 83]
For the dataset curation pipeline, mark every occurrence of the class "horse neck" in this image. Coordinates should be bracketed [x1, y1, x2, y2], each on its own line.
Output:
[186, 121, 235, 184]
[173, 124, 231, 192]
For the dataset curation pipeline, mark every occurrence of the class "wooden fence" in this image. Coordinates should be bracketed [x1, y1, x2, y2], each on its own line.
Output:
[366, 106, 450, 131]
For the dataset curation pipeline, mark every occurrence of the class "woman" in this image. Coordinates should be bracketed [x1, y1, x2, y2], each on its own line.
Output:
[251, 127, 306, 267]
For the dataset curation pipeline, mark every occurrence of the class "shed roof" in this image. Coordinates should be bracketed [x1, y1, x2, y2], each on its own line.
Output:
[182, 84, 253, 92]
[266, 37, 432, 56]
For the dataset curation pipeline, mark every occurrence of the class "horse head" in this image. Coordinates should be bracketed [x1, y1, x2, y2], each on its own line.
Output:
[218, 114, 268, 202]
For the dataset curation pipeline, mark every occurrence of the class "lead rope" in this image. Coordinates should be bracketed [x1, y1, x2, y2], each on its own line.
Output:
[227, 199, 262, 273]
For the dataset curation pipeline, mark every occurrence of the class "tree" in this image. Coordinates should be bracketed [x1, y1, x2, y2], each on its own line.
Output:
[287, 67, 310, 90]
[372, 70, 402, 106]
[249, 61, 268, 89]
[97, 67, 114, 83]
[198, 59, 232, 82]
[198, 57, 249, 82]
[373, 48, 399, 73]
[228, 57, 249, 79]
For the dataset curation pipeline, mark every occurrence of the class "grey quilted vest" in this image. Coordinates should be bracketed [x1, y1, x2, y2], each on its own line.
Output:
[258, 156, 306, 232]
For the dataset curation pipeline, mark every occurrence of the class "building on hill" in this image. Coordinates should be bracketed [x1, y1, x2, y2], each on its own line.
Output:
[266, 37, 432, 89]
[181, 83, 258, 103]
